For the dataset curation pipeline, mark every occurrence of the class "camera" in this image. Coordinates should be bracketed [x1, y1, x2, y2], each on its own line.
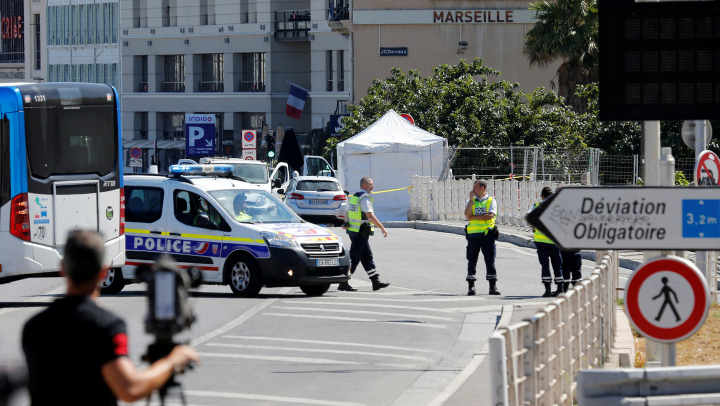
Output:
[137, 255, 201, 405]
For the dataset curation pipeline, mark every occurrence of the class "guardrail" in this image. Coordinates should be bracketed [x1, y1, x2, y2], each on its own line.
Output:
[408, 175, 588, 224]
[489, 250, 618, 406]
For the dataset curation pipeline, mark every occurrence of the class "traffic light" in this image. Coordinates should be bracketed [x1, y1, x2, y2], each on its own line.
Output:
[266, 135, 276, 159]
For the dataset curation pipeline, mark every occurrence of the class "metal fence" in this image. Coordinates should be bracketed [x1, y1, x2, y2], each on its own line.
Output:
[489, 250, 619, 406]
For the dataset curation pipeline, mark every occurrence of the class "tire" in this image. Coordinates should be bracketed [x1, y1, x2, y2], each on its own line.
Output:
[300, 284, 330, 296]
[225, 254, 263, 297]
[100, 268, 125, 295]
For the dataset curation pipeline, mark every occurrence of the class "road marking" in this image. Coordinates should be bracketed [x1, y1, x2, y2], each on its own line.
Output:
[185, 389, 366, 406]
[190, 287, 292, 347]
[197, 352, 416, 369]
[333, 289, 443, 296]
[279, 301, 502, 315]
[205, 343, 432, 362]
[319, 295, 488, 303]
[222, 335, 439, 353]
[0, 285, 65, 317]
[263, 313, 447, 328]
[271, 306, 454, 321]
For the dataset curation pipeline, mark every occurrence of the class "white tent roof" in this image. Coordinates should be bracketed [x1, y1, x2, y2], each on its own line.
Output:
[338, 109, 446, 154]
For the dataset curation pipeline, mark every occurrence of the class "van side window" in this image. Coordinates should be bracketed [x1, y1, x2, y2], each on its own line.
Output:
[125, 187, 164, 223]
[173, 190, 230, 232]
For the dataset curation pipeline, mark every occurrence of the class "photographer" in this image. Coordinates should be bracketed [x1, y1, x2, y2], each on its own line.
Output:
[22, 230, 199, 406]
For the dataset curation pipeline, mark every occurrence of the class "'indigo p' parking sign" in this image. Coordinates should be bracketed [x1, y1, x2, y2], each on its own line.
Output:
[185, 114, 216, 156]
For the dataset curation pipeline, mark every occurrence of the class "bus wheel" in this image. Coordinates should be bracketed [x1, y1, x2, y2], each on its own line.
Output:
[226, 254, 262, 297]
[100, 268, 125, 295]
[300, 284, 330, 296]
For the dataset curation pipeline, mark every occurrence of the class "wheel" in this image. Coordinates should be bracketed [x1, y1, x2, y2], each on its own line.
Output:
[225, 254, 263, 297]
[334, 220, 345, 227]
[100, 268, 125, 295]
[300, 284, 330, 296]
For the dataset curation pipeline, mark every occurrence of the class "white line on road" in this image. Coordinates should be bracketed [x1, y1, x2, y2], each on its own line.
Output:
[279, 301, 502, 315]
[222, 335, 439, 353]
[319, 295, 488, 303]
[197, 352, 416, 369]
[271, 306, 454, 321]
[205, 342, 432, 362]
[263, 313, 447, 328]
[185, 389, 367, 406]
[190, 287, 292, 347]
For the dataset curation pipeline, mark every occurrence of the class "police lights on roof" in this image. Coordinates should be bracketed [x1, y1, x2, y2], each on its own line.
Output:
[168, 165, 234, 177]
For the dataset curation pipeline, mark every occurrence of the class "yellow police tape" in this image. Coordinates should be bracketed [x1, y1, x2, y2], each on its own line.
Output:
[373, 186, 413, 194]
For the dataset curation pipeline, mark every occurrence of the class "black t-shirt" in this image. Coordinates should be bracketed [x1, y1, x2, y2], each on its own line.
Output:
[22, 296, 128, 406]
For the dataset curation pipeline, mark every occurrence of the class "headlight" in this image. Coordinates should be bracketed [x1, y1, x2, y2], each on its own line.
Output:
[260, 231, 298, 247]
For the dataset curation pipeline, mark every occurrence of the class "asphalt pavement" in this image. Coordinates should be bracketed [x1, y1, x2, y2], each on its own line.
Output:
[0, 227, 619, 406]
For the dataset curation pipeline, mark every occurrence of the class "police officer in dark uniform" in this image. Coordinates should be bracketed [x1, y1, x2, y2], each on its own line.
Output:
[525, 187, 564, 297]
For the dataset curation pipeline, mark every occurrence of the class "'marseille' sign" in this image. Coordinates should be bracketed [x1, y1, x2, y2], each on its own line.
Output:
[353, 9, 538, 25]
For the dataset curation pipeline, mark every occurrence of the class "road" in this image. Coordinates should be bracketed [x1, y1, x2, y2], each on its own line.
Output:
[0, 228, 606, 406]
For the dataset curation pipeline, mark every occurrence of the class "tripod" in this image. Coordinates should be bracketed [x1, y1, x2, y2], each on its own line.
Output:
[144, 337, 188, 406]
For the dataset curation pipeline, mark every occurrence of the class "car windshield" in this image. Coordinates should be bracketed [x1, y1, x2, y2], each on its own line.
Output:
[209, 189, 301, 223]
[296, 180, 341, 192]
[228, 163, 268, 184]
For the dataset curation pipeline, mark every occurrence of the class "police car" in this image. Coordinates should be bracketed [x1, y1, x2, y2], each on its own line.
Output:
[107, 165, 350, 297]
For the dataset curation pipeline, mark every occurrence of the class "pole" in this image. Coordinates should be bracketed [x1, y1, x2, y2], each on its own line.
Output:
[694, 120, 710, 300]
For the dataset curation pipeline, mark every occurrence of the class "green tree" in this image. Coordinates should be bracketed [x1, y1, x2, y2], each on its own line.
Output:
[523, 0, 599, 112]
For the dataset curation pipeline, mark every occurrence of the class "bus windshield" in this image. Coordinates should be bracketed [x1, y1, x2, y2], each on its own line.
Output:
[209, 189, 301, 223]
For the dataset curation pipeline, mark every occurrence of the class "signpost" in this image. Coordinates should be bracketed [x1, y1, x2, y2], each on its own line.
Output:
[241, 129, 257, 160]
[526, 186, 720, 250]
[695, 150, 719, 187]
[242, 149, 256, 160]
[682, 120, 712, 150]
[129, 147, 142, 168]
[185, 114, 216, 156]
[625, 256, 710, 344]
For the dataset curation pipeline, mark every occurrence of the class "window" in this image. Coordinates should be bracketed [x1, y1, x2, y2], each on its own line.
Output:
[163, 55, 185, 92]
[200, 54, 224, 92]
[337, 50, 345, 92]
[226, 163, 268, 184]
[208, 190, 300, 224]
[240, 53, 265, 92]
[305, 157, 335, 177]
[34, 14, 41, 70]
[326, 50, 333, 91]
[173, 190, 229, 231]
[139, 56, 148, 92]
[126, 187, 164, 223]
[296, 180, 341, 191]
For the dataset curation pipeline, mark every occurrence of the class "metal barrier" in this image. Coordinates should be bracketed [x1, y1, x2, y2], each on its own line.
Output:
[489, 250, 619, 406]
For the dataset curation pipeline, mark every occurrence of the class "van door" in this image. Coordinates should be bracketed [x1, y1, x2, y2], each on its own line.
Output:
[270, 163, 290, 195]
[122, 185, 168, 279]
[166, 189, 227, 282]
[304, 156, 336, 177]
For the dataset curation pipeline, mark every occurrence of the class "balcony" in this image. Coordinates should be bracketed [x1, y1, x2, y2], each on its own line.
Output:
[328, 0, 350, 32]
[199, 81, 224, 92]
[138, 82, 148, 92]
[238, 81, 266, 92]
[161, 82, 185, 92]
[275, 10, 311, 41]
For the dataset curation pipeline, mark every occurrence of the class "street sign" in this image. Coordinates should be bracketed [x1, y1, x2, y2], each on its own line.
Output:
[682, 120, 712, 150]
[625, 256, 709, 343]
[129, 158, 142, 168]
[695, 150, 719, 187]
[599, 0, 720, 120]
[400, 113, 415, 125]
[241, 129, 257, 149]
[526, 186, 720, 250]
[242, 149, 256, 160]
[185, 114, 216, 156]
[130, 147, 142, 159]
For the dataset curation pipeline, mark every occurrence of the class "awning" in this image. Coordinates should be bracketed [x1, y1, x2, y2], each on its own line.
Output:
[122, 139, 186, 150]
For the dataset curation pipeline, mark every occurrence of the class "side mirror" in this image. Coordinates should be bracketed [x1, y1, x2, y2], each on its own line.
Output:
[272, 179, 281, 188]
[276, 189, 285, 195]
[344, 190, 349, 196]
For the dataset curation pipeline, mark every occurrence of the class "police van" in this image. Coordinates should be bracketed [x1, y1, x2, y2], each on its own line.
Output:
[110, 165, 350, 297]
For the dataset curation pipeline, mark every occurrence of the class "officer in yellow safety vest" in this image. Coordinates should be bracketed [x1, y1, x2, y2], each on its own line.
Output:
[525, 186, 564, 297]
[233, 194, 254, 222]
[464, 179, 500, 296]
[339, 177, 390, 292]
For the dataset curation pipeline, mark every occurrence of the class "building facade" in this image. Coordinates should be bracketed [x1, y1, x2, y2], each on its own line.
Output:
[330, 0, 561, 102]
[45, 0, 120, 87]
[120, 0, 350, 171]
[1, 0, 27, 83]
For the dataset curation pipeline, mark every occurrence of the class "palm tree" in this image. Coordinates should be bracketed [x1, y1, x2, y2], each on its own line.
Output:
[524, 0, 599, 112]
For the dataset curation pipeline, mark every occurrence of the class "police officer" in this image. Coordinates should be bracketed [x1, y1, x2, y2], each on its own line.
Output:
[464, 179, 500, 296]
[555, 187, 582, 291]
[525, 187, 564, 297]
[338, 177, 390, 292]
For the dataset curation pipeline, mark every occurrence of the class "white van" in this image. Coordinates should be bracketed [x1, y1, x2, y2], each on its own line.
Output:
[113, 164, 350, 297]
[270, 155, 338, 193]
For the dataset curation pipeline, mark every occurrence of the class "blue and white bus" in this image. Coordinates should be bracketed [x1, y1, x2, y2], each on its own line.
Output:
[0, 83, 125, 287]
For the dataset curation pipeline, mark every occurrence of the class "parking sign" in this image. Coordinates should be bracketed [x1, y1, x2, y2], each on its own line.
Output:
[185, 114, 216, 156]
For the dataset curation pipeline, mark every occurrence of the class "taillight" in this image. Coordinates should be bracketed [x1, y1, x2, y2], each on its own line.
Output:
[10, 193, 30, 241]
[333, 194, 347, 201]
[119, 188, 125, 235]
[290, 193, 305, 200]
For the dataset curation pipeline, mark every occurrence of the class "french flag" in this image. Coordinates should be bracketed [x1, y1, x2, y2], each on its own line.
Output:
[286, 83, 309, 119]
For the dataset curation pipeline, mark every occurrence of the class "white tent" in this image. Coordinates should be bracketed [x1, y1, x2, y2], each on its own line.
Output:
[337, 110, 447, 221]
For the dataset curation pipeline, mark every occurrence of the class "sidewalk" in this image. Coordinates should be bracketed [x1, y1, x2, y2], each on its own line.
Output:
[385, 220, 644, 270]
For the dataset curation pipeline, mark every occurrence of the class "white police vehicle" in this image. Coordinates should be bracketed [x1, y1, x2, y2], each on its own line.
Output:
[110, 165, 350, 297]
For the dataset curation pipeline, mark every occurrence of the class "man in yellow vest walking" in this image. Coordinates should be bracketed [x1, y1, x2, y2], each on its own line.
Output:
[525, 187, 564, 297]
[338, 177, 390, 292]
[464, 179, 500, 296]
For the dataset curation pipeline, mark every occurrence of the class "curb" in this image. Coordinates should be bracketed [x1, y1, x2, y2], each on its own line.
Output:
[385, 221, 643, 270]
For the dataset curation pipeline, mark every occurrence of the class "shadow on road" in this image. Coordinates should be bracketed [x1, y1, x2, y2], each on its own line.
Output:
[0, 302, 51, 309]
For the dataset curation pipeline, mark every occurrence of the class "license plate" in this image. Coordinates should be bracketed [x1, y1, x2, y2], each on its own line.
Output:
[316, 258, 339, 267]
[309, 200, 328, 205]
